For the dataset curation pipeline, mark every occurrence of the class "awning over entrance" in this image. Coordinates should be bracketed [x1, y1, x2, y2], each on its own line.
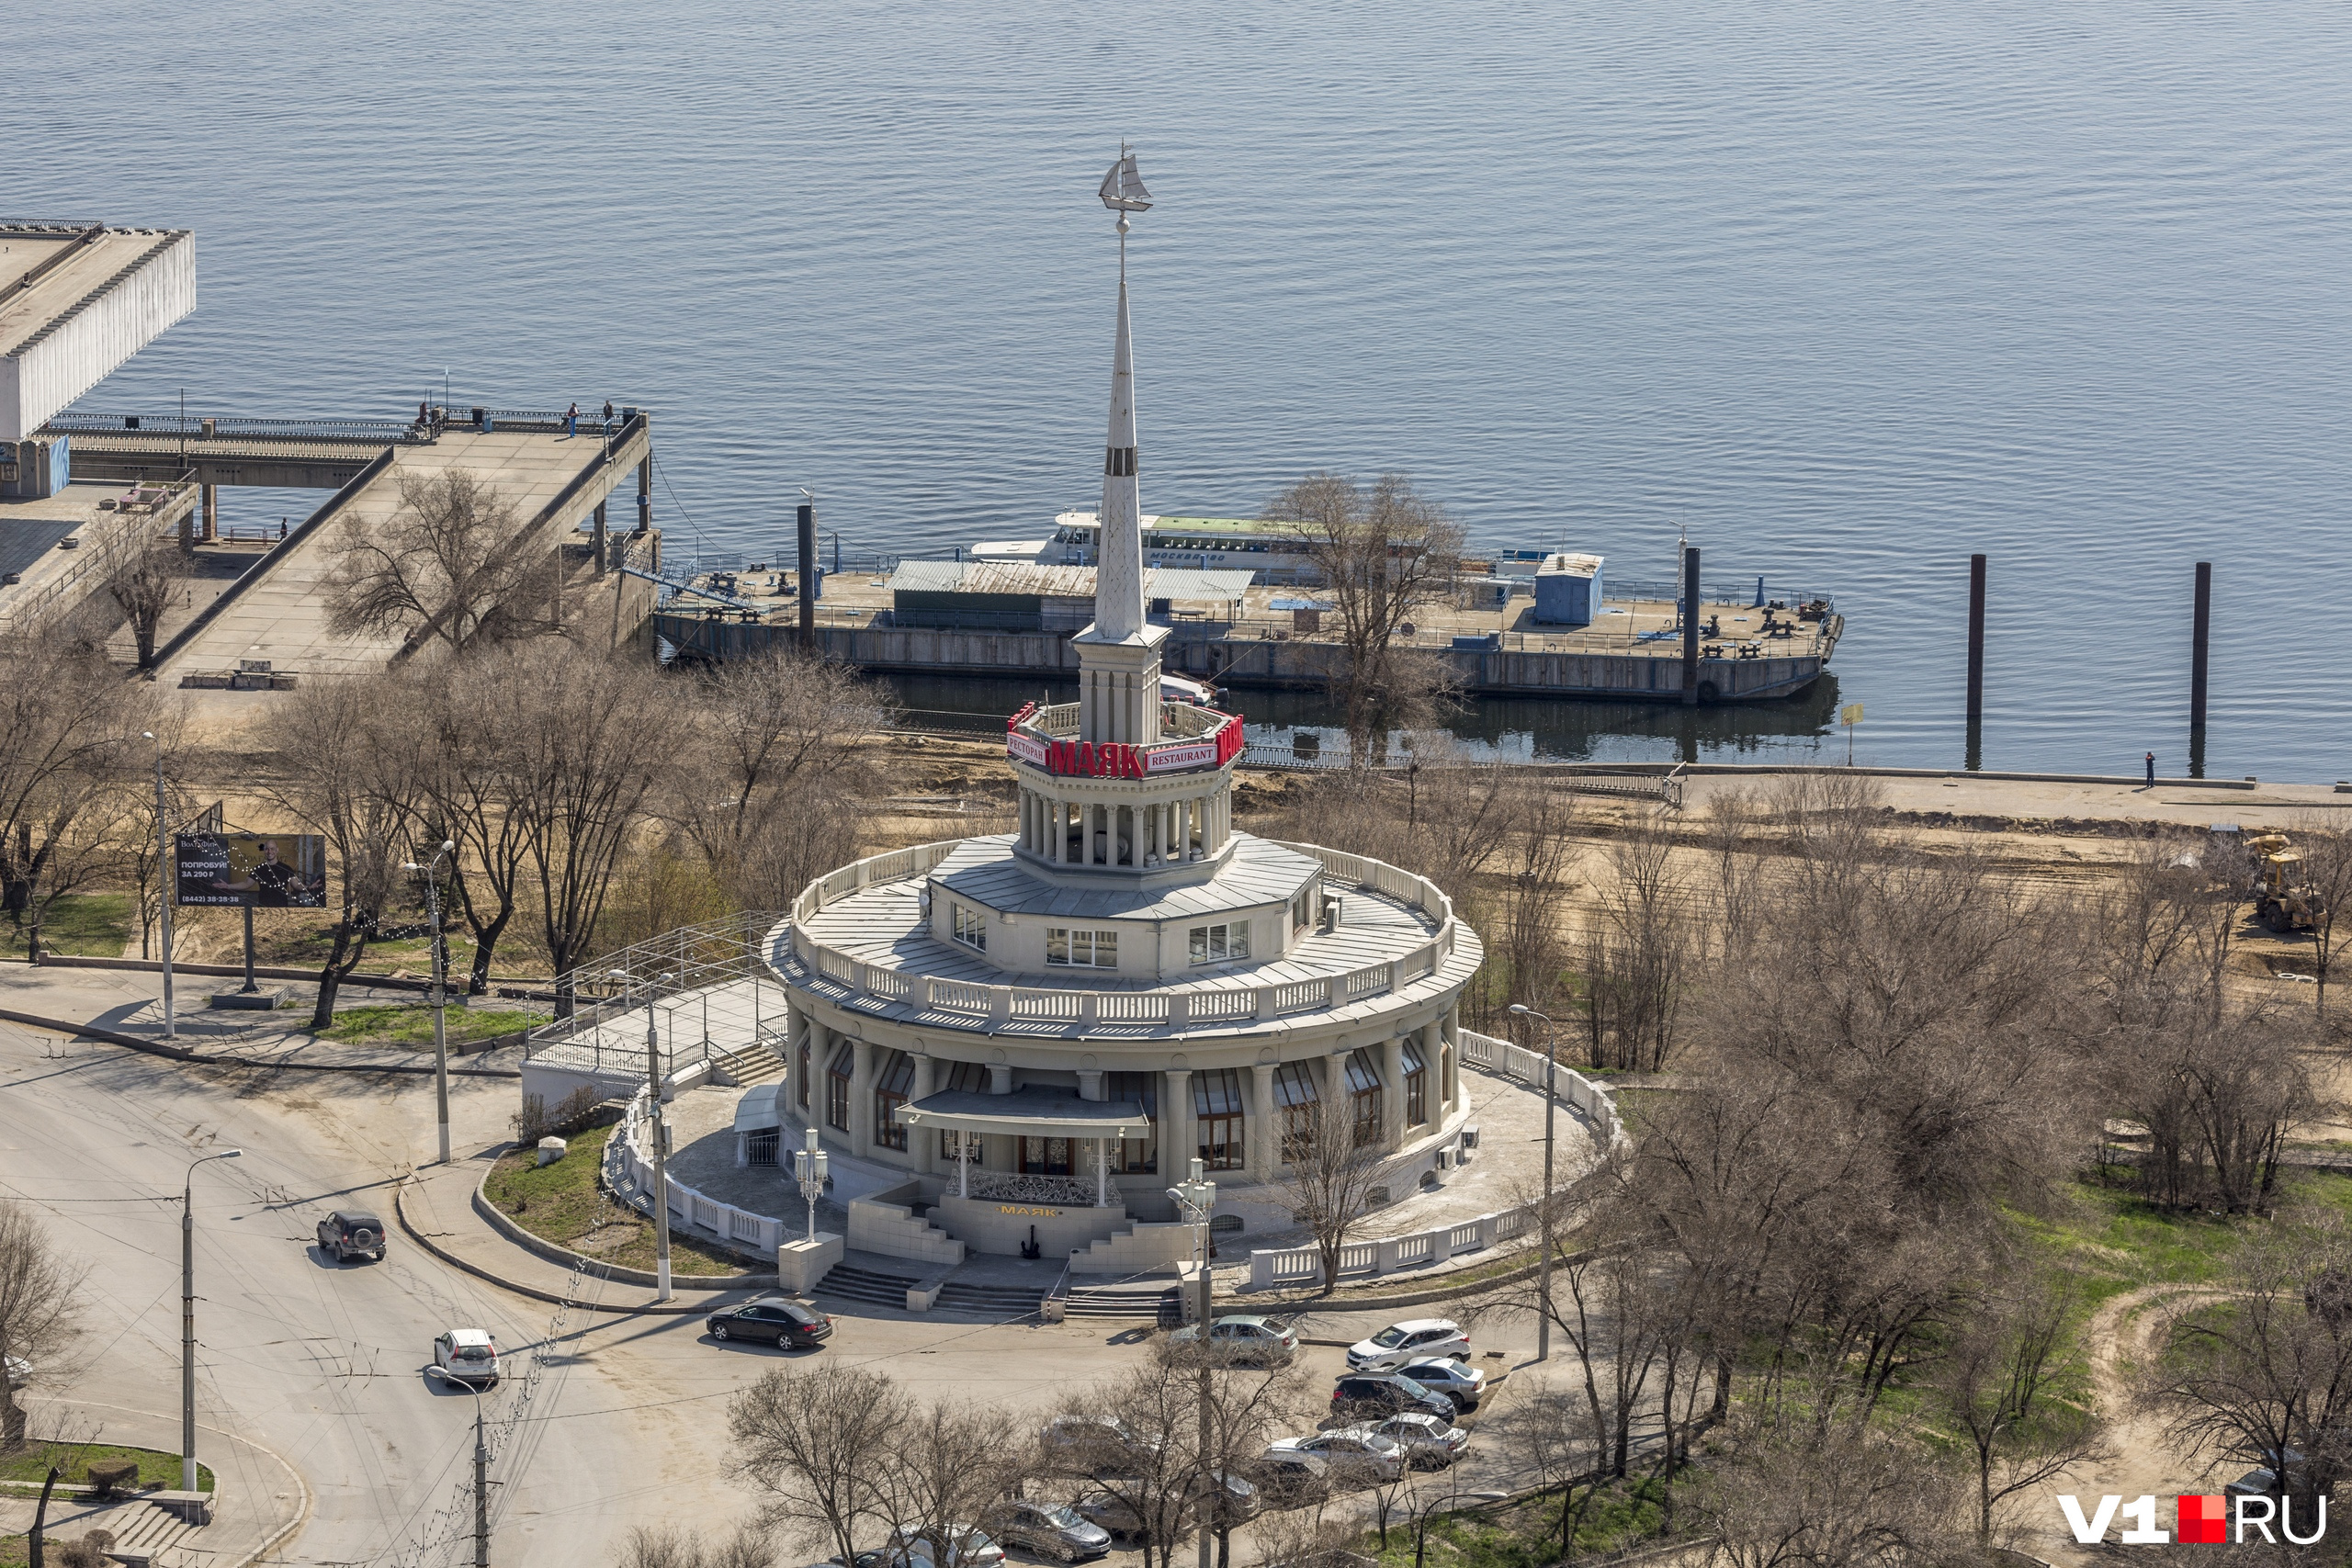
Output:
[895, 1086, 1151, 1139]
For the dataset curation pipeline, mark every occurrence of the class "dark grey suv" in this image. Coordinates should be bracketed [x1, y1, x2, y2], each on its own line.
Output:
[316, 1210, 386, 1263]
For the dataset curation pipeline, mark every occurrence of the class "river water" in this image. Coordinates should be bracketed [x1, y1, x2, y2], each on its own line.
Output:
[15, 0, 2351, 777]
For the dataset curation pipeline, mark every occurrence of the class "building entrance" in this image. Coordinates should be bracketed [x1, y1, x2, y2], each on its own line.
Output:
[1019, 1136, 1073, 1175]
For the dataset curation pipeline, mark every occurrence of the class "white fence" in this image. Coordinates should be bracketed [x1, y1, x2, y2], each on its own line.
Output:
[778, 838, 1464, 1036]
[1243, 1032, 1625, 1292]
[605, 1089, 785, 1257]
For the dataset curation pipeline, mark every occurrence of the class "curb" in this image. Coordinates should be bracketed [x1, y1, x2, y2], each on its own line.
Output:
[27, 1398, 310, 1568]
[0, 1004, 524, 1078]
[469, 1160, 776, 1292]
[392, 1172, 748, 1316]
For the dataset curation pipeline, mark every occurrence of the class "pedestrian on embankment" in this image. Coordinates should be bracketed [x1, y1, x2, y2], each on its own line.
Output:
[564, 401, 579, 439]
[2144, 750, 2156, 789]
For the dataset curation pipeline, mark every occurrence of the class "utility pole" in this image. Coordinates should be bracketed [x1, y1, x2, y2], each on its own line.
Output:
[1510, 1004, 1557, 1360]
[471, 1396, 490, 1568]
[182, 1148, 243, 1490]
[145, 733, 175, 1041]
[406, 842, 457, 1164]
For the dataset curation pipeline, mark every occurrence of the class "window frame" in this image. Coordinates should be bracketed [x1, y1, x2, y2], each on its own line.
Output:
[1272, 1061, 1319, 1162]
[826, 1040, 855, 1133]
[874, 1049, 915, 1151]
[1046, 927, 1119, 968]
[1187, 919, 1251, 966]
[951, 902, 988, 951]
[1344, 1048, 1383, 1147]
[1402, 1038, 1427, 1126]
[1193, 1066, 1245, 1171]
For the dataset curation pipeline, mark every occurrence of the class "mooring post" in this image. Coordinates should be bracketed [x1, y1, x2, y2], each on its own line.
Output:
[1680, 546, 1702, 705]
[2189, 560, 2211, 779]
[797, 500, 818, 650]
[593, 499, 608, 578]
[1965, 553, 1986, 771]
[636, 449, 652, 536]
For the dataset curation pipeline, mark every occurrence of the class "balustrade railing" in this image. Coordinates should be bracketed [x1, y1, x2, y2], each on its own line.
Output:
[964, 1171, 1099, 1207]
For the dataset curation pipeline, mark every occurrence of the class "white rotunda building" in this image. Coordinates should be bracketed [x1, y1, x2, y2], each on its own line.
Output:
[763, 155, 1484, 1265]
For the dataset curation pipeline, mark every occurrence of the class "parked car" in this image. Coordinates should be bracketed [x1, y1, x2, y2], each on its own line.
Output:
[317, 1209, 387, 1263]
[1331, 1372, 1453, 1423]
[984, 1501, 1111, 1562]
[1368, 1413, 1469, 1467]
[1265, 1428, 1405, 1485]
[1167, 1314, 1297, 1367]
[431, 1328, 500, 1386]
[1247, 1447, 1330, 1507]
[1076, 1473, 1258, 1540]
[1396, 1357, 1486, 1411]
[707, 1296, 833, 1348]
[1040, 1415, 1162, 1476]
[1345, 1319, 1469, 1371]
[881, 1525, 1005, 1568]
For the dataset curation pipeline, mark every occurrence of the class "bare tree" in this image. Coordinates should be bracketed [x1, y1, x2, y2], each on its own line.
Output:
[875, 1397, 1035, 1568]
[253, 673, 422, 1027]
[2287, 818, 2352, 1020]
[1702, 1416, 1962, 1568]
[503, 645, 684, 1014]
[614, 1525, 776, 1568]
[1578, 815, 1687, 1072]
[0, 633, 149, 959]
[1514, 1388, 1604, 1554]
[411, 655, 537, 994]
[1928, 1269, 2104, 1544]
[729, 1362, 911, 1564]
[675, 647, 892, 910]
[324, 468, 559, 656]
[2149, 1207, 2352, 1517]
[1261, 472, 1464, 762]
[0, 1201, 88, 1450]
[1483, 784, 1578, 1030]
[1274, 1089, 1407, 1292]
[103, 535, 187, 670]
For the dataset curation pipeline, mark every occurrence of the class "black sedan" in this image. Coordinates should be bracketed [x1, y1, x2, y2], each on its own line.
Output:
[707, 1296, 833, 1348]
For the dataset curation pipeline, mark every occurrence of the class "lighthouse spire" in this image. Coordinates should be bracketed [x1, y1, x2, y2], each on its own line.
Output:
[1093, 144, 1151, 644]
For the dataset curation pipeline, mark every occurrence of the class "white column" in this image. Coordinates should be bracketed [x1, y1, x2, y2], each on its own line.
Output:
[912, 1055, 937, 1173]
[1380, 1036, 1406, 1146]
[1249, 1062, 1275, 1176]
[1164, 1068, 1192, 1177]
[1050, 798, 1064, 863]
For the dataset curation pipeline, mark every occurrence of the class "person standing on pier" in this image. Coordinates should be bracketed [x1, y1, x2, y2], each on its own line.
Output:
[2144, 750, 2156, 788]
[564, 401, 579, 438]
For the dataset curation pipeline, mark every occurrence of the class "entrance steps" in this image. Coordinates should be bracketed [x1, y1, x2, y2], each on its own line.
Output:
[1065, 1282, 1179, 1319]
[816, 1261, 921, 1308]
[709, 1039, 786, 1086]
[933, 1280, 1046, 1317]
[94, 1499, 196, 1566]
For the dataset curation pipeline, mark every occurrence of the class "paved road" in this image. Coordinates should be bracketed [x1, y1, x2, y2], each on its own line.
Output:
[0, 1013, 1566, 1568]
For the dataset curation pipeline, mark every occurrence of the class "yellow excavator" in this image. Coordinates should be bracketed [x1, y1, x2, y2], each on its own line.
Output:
[2248, 833, 2324, 932]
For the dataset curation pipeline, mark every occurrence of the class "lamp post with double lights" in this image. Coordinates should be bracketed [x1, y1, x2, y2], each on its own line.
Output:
[1166, 1156, 1217, 1568]
[611, 967, 673, 1301]
[1509, 1003, 1560, 1362]
[181, 1147, 242, 1490]
[426, 1365, 492, 1568]
[404, 840, 457, 1165]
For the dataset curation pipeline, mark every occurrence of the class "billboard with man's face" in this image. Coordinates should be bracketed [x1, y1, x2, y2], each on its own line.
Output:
[175, 832, 328, 908]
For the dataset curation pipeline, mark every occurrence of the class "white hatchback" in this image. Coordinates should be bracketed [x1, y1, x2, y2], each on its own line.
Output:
[1345, 1318, 1470, 1371]
[432, 1327, 501, 1386]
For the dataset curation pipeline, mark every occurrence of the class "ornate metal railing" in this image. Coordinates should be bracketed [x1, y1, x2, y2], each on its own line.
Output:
[964, 1171, 1097, 1207]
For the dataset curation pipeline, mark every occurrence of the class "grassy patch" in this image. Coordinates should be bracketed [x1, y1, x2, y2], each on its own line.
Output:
[1366, 1476, 1673, 1568]
[314, 1002, 549, 1049]
[0, 1439, 211, 1491]
[1, 895, 134, 960]
[481, 1122, 745, 1276]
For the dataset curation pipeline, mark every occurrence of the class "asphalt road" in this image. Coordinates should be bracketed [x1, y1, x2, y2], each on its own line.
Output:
[0, 1016, 1559, 1568]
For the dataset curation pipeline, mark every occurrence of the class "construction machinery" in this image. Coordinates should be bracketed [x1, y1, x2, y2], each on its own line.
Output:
[2248, 833, 2324, 932]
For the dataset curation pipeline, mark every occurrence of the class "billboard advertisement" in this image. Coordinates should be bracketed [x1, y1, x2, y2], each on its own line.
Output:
[175, 831, 328, 908]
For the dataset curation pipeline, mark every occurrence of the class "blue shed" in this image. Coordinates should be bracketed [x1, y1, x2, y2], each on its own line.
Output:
[1533, 553, 1604, 626]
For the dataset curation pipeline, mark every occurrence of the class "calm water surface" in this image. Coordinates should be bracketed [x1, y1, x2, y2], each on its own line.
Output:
[13, 1, 2352, 776]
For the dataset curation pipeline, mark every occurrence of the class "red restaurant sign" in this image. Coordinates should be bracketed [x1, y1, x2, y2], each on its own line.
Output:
[1005, 706, 1244, 779]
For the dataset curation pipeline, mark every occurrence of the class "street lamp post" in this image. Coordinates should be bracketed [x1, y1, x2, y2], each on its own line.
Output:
[181, 1148, 243, 1490]
[144, 733, 175, 1041]
[1167, 1157, 1218, 1568]
[426, 1366, 491, 1568]
[1509, 1003, 1560, 1362]
[405, 841, 457, 1165]
[614, 967, 673, 1301]
[794, 1127, 829, 1245]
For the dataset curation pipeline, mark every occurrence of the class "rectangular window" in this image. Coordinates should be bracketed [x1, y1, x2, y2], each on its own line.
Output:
[826, 1040, 855, 1133]
[1046, 928, 1119, 967]
[1272, 1060, 1319, 1162]
[1188, 920, 1251, 965]
[952, 902, 987, 951]
[797, 1036, 810, 1109]
[873, 1049, 915, 1151]
[1403, 1038, 1428, 1126]
[1111, 1071, 1159, 1173]
[1193, 1066, 1245, 1171]
[1292, 884, 1318, 933]
[1345, 1048, 1383, 1147]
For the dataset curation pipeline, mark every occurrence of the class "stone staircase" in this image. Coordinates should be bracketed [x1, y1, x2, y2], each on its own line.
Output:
[709, 1039, 786, 1087]
[816, 1261, 922, 1309]
[1065, 1282, 1179, 1319]
[96, 1499, 197, 1566]
[934, 1280, 1046, 1317]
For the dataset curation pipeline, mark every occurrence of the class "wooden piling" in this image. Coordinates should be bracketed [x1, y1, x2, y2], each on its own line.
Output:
[1680, 547, 1701, 705]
